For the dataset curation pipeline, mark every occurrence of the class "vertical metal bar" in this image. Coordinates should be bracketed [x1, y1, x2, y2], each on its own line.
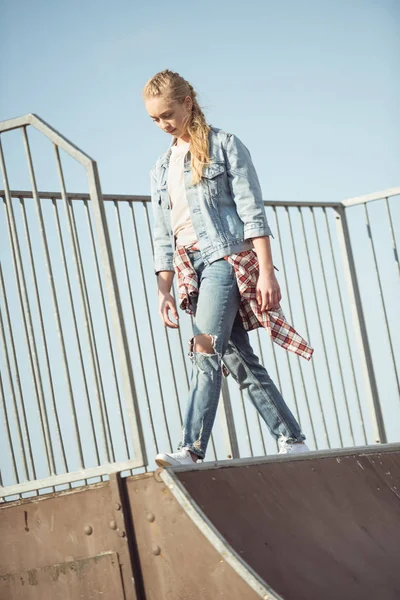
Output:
[253, 331, 268, 455]
[86, 161, 147, 466]
[273, 206, 304, 421]
[273, 206, 318, 448]
[0, 262, 33, 479]
[83, 198, 119, 462]
[306, 207, 346, 446]
[286, 206, 330, 447]
[218, 378, 240, 459]
[0, 363, 20, 483]
[22, 127, 85, 469]
[113, 200, 156, 453]
[385, 196, 400, 279]
[89, 198, 135, 458]
[239, 389, 254, 457]
[72, 196, 112, 464]
[335, 205, 387, 443]
[106, 202, 158, 457]
[53, 146, 102, 465]
[323, 207, 367, 444]
[0, 136, 54, 474]
[19, 197, 70, 471]
[141, 202, 182, 450]
[140, 202, 184, 426]
[52, 196, 100, 467]
[364, 203, 400, 399]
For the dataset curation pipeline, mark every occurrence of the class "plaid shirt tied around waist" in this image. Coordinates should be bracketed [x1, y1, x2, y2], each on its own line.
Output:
[173, 246, 314, 361]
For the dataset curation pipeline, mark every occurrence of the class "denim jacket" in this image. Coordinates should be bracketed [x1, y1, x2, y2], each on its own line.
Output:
[150, 125, 274, 274]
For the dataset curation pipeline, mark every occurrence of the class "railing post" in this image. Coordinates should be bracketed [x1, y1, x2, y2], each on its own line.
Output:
[218, 377, 240, 459]
[87, 161, 148, 466]
[335, 205, 387, 444]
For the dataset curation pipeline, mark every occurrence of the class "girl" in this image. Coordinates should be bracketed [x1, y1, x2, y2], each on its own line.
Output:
[142, 70, 313, 467]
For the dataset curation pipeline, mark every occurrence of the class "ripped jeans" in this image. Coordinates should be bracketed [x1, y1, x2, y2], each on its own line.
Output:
[178, 250, 306, 459]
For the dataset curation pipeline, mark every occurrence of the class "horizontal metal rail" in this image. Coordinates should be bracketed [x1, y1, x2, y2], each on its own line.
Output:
[0, 190, 343, 208]
[2, 187, 399, 206]
[0, 457, 144, 498]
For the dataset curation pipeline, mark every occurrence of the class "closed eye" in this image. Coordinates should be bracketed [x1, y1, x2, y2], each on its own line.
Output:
[151, 113, 172, 122]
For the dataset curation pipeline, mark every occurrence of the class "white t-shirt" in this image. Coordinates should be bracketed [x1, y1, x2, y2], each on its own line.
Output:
[167, 141, 199, 248]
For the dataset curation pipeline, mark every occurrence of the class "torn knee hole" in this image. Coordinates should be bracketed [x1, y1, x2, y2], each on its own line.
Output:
[191, 333, 216, 355]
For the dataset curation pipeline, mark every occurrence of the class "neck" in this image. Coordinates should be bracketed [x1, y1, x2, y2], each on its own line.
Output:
[175, 133, 190, 146]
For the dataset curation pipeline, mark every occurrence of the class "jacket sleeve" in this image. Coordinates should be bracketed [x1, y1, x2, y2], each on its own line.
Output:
[150, 166, 175, 275]
[223, 133, 275, 240]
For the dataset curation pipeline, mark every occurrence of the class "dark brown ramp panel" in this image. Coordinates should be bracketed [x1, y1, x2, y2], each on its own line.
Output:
[127, 472, 276, 600]
[167, 444, 400, 600]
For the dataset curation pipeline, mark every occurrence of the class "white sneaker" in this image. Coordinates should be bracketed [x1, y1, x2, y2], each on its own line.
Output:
[278, 438, 310, 455]
[155, 447, 198, 468]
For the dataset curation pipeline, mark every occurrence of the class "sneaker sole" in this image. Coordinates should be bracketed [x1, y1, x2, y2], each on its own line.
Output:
[155, 457, 174, 468]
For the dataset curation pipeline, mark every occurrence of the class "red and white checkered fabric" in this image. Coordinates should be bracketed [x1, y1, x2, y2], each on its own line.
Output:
[173, 246, 314, 361]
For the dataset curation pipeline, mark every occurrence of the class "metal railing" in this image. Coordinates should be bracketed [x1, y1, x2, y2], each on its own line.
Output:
[0, 115, 146, 499]
[0, 114, 399, 500]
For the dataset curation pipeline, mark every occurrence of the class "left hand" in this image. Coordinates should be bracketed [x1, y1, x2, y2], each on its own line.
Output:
[256, 270, 282, 311]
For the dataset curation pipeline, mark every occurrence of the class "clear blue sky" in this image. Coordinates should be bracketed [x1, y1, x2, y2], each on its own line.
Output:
[1, 0, 399, 201]
[0, 1, 399, 492]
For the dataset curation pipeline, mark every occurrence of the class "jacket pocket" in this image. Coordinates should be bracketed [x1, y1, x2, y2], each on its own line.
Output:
[201, 162, 225, 204]
[202, 162, 225, 179]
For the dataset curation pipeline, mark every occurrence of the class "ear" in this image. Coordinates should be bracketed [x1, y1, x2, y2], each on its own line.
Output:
[185, 95, 193, 111]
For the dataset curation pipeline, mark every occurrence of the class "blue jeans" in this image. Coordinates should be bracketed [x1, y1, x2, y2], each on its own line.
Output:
[178, 250, 306, 459]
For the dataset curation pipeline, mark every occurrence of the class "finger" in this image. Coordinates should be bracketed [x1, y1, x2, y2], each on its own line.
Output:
[169, 303, 179, 321]
[163, 307, 179, 329]
[164, 316, 179, 328]
[167, 302, 180, 326]
[258, 290, 264, 311]
[261, 292, 269, 312]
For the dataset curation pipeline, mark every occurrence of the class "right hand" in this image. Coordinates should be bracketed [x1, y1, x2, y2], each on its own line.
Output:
[158, 293, 180, 328]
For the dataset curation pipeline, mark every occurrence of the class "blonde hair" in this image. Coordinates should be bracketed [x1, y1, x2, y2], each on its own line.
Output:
[142, 69, 211, 185]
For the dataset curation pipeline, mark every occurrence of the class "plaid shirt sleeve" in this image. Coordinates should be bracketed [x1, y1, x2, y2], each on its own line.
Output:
[174, 246, 314, 361]
[225, 251, 314, 361]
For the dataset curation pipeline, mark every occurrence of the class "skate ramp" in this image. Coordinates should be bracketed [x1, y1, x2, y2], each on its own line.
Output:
[163, 444, 400, 600]
[1, 444, 400, 600]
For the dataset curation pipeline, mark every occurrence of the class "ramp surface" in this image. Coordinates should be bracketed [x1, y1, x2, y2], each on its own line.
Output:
[165, 444, 400, 600]
[1, 444, 400, 599]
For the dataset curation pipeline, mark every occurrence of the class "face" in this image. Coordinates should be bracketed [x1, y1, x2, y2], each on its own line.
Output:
[145, 95, 192, 138]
